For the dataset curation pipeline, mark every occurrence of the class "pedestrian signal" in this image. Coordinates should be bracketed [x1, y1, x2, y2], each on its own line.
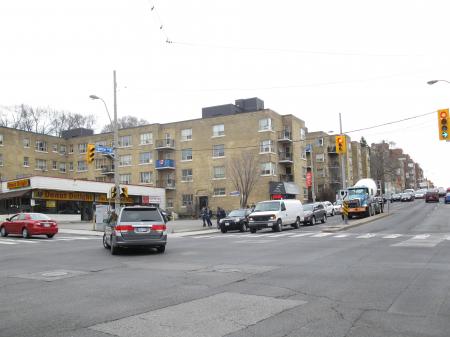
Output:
[438, 109, 449, 140]
[121, 186, 128, 198]
[86, 144, 95, 163]
[110, 186, 117, 199]
[335, 135, 347, 154]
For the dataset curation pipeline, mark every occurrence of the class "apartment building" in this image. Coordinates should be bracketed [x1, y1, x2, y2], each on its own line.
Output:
[305, 131, 353, 201]
[0, 98, 308, 216]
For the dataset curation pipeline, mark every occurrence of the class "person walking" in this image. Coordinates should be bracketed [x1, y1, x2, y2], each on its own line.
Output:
[216, 207, 226, 228]
[206, 207, 213, 227]
[201, 206, 207, 227]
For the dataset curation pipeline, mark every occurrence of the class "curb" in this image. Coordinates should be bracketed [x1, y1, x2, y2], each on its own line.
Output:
[322, 212, 391, 232]
[58, 229, 103, 236]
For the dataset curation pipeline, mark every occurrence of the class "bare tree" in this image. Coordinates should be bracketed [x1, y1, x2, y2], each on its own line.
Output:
[228, 150, 260, 208]
[101, 115, 148, 133]
[370, 142, 398, 193]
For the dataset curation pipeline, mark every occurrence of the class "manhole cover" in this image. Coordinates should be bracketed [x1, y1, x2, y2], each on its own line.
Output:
[12, 269, 88, 282]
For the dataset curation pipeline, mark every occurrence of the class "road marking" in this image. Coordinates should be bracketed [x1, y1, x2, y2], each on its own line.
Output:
[289, 232, 315, 237]
[0, 240, 16, 245]
[234, 240, 275, 244]
[383, 234, 403, 239]
[412, 234, 430, 239]
[0, 238, 37, 244]
[189, 235, 216, 239]
[445, 235, 450, 240]
[333, 234, 350, 238]
[357, 233, 377, 239]
[392, 234, 443, 247]
[267, 232, 298, 238]
[311, 233, 334, 238]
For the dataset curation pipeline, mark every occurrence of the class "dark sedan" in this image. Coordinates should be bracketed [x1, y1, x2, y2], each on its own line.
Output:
[302, 203, 327, 225]
[219, 209, 251, 233]
[425, 189, 439, 203]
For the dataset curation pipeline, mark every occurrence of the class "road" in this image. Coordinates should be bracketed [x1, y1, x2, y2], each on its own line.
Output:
[0, 200, 449, 337]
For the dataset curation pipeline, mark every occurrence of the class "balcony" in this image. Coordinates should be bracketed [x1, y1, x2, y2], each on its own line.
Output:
[279, 174, 294, 182]
[155, 139, 175, 150]
[278, 152, 293, 164]
[100, 165, 114, 175]
[157, 179, 176, 190]
[277, 130, 292, 142]
[155, 159, 175, 170]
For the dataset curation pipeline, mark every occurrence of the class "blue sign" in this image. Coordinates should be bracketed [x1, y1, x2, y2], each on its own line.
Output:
[229, 191, 240, 196]
[96, 145, 114, 155]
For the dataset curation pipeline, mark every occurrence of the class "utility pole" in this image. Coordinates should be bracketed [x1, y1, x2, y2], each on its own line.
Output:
[311, 146, 316, 203]
[339, 113, 347, 189]
[113, 70, 120, 212]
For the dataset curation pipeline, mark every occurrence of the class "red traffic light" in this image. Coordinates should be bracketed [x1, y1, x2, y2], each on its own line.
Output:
[440, 110, 448, 119]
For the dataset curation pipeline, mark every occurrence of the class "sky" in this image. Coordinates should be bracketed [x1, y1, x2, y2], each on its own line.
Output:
[0, 0, 449, 187]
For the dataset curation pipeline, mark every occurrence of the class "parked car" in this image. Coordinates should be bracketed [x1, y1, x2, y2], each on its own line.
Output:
[444, 192, 450, 204]
[321, 201, 335, 216]
[248, 199, 304, 233]
[103, 206, 167, 255]
[219, 209, 252, 233]
[0, 213, 58, 238]
[414, 189, 427, 199]
[400, 192, 415, 202]
[333, 200, 343, 214]
[302, 203, 327, 225]
[425, 189, 440, 203]
[438, 187, 446, 198]
[391, 193, 401, 202]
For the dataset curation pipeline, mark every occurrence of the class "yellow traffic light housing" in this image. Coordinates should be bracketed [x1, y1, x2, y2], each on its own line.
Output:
[438, 109, 449, 140]
[110, 186, 117, 199]
[86, 144, 95, 163]
[335, 135, 347, 154]
[121, 186, 128, 198]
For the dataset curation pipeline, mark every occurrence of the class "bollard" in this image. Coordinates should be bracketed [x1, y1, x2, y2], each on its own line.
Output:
[343, 200, 349, 224]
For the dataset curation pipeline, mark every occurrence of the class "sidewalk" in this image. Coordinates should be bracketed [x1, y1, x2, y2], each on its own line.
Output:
[58, 218, 219, 236]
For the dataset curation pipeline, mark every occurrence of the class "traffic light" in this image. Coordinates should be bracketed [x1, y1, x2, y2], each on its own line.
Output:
[110, 186, 117, 199]
[121, 186, 128, 198]
[438, 109, 449, 140]
[86, 144, 95, 163]
[335, 135, 347, 154]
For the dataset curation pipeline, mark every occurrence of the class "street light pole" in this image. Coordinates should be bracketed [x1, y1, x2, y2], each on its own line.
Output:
[339, 113, 347, 189]
[113, 70, 120, 212]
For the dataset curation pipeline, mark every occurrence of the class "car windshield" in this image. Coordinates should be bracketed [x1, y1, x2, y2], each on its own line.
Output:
[348, 188, 367, 195]
[228, 210, 246, 217]
[120, 208, 162, 222]
[29, 213, 51, 220]
[253, 202, 280, 212]
[303, 204, 314, 211]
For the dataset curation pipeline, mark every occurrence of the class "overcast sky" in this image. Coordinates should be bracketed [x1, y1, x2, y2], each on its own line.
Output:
[1, 0, 449, 186]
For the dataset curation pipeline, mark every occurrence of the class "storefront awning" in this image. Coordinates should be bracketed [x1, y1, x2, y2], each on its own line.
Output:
[269, 182, 301, 195]
[0, 189, 31, 200]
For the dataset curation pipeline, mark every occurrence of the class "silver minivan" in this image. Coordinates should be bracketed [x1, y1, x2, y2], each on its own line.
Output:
[103, 206, 168, 255]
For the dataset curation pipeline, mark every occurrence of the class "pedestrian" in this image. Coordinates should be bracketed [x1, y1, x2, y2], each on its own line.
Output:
[216, 207, 227, 228]
[206, 207, 213, 227]
[201, 206, 207, 227]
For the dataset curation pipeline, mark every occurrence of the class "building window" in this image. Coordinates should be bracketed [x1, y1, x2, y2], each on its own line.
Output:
[23, 156, 29, 167]
[140, 133, 152, 145]
[52, 144, 58, 153]
[68, 144, 74, 154]
[259, 140, 274, 153]
[301, 149, 307, 160]
[119, 155, 132, 166]
[259, 118, 272, 131]
[181, 128, 192, 141]
[0, 134, 3, 145]
[213, 166, 225, 179]
[23, 138, 30, 148]
[52, 160, 57, 170]
[140, 172, 152, 184]
[119, 135, 132, 147]
[300, 128, 306, 140]
[317, 168, 325, 178]
[302, 167, 307, 179]
[213, 187, 226, 196]
[181, 148, 192, 161]
[59, 162, 66, 173]
[119, 174, 131, 184]
[212, 144, 225, 158]
[316, 138, 324, 147]
[78, 143, 87, 154]
[212, 124, 224, 137]
[167, 198, 174, 208]
[35, 140, 47, 152]
[69, 162, 74, 171]
[77, 160, 87, 171]
[0, 154, 3, 166]
[139, 152, 152, 165]
[36, 159, 47, 170]
[316, 154, 325, 162]
[182, 194, 193, 206]
[59, 144, 66, 155]
[260, 162, 275, 176]
[181, 169, 193, 182]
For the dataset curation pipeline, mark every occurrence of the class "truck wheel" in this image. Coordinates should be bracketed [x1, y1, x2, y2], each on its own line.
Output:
[275, 219, 282, 232]
[310, 217, 316, 225]
[321, 215, 327, 223]
[250, 228, 256, 233]
[292, 217, 300, 229]
[221, 227, 227, 233]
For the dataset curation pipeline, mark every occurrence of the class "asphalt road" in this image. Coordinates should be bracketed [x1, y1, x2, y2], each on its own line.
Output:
[1, 199, 449, 337]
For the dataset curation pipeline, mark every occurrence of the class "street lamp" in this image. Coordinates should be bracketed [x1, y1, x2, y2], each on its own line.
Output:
[89, 70, 120, 212]
[427, 79, 450, 85]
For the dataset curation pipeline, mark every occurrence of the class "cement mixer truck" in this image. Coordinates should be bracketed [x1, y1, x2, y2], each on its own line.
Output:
[345, 178, 382, 218]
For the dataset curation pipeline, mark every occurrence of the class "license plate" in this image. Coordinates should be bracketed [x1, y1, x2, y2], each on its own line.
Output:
[43, 223, 50, 227]
[135, 227, 149, 233]
[225, 222, 230, 226]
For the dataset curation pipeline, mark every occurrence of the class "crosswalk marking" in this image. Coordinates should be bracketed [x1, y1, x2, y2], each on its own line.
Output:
[0, 240, 16, 245]
[267, 232, 298, 238]
[333, 234, 349, 238]
[382, 234, 403, 239]
[357, 233, 377, 239]
[413, 234, 430, 239]
[289, 232, 314, 238]
[2, 238, 38, 244]
[311, 233, 334, 238]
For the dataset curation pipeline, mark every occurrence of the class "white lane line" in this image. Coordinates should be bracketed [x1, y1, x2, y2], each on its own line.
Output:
[267, 232, 298, 238]
[383, 234, 403, 239]
[234, 240, 275, 244]
[0, 238, 37, 244]
[357, 233, 377, 239]
[392, 234, 443, 247]
[446, 235, 450, 241]
[413, 234, 430, 239]
[190, 235, 216, 239]
[333, 234, 350, 238]
[289, 232, 315, 237]
[0, 240, 17, 245]
[311, 233, 334, 238]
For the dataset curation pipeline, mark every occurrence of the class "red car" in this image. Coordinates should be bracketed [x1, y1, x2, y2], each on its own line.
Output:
[0, 213, 58, 238]
[425, 189, 440, 203]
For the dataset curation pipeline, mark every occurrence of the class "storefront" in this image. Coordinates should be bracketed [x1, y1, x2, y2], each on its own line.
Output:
[0, 176, 166, 220]
[269, 181, 301, 200]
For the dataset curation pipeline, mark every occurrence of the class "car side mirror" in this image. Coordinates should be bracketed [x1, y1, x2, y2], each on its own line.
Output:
[6, 218, 10, 221]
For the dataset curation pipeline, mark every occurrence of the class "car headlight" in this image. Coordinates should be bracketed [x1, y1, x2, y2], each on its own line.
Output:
[270, 215, 276, 220]
[248, 217, 254, 221]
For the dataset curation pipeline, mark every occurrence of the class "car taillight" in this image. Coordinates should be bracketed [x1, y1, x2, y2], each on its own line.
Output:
[115, 225, 133, 232]
[151, 224, 166, 231]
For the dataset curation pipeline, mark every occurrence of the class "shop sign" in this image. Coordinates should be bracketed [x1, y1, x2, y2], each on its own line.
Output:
[33, 190, 94, 202]
[7, 179, 30, 190]
[96, 194, 134, 204]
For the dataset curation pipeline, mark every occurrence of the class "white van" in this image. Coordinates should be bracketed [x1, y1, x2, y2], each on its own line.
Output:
[248, 199, 304, 233]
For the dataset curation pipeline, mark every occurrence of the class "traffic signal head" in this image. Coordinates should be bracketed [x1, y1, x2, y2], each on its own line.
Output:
[87, 144, 95, 163]
[438, 109, 449, 140]
[121, 186, 128, 198]
[335, 135, 347, 153]
[111, 186, 117, 199]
